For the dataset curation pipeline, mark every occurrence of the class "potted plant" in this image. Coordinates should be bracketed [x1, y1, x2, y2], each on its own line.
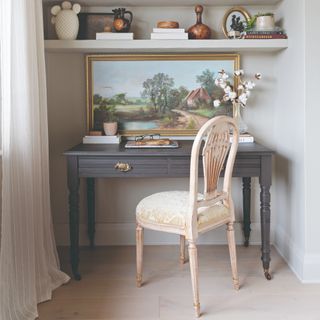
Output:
[246, 12, 275, 31]
[103, 105, 118, 136]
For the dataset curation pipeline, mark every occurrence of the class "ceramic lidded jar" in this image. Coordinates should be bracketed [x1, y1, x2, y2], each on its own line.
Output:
[51, 1, 81, 40]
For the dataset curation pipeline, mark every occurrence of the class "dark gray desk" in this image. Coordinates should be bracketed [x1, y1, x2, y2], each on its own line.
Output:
[64, 141, 273, 280]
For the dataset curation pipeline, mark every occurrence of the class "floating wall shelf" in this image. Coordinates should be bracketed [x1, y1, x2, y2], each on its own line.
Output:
[45, 39, 288, 54]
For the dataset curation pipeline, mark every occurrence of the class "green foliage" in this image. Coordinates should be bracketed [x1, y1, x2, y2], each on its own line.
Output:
[190, 108, 215, 118]
[161, 115, 175, 127]
[196, 69, 215, 96]
[186, 118, 196, 129]
[142, 73, 175, 114]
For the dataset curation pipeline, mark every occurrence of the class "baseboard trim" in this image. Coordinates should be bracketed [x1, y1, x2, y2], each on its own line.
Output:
[273, 224, 304, 282]
[54, 222, 262, 246]
[301, 254, 320, 283]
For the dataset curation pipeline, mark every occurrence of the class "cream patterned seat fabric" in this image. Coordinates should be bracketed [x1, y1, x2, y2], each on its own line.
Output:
[136, 191, 230, 230]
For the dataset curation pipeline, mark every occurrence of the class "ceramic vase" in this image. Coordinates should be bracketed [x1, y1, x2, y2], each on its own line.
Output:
[51, 1, 81, 40]
[103, 122, 118, 136]
[256, 15, 275, 31]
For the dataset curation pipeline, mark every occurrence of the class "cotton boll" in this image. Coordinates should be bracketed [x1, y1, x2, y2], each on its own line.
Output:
[213, 100, 221, 108]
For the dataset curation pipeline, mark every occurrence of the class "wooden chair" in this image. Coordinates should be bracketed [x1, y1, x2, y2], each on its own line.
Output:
[135, 116, 240, 317]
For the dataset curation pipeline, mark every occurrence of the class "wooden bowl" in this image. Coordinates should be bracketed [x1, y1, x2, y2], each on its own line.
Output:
[157, 21, 179, 28]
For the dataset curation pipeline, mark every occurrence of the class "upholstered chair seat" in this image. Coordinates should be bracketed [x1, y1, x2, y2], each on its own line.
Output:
[136, 191, 230, 230]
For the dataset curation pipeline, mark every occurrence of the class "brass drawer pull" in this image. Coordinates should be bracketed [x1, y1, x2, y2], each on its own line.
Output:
[114, 162, 132, 172]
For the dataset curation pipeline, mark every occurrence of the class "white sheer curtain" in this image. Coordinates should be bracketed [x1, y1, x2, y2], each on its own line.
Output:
[0, 1, 70, 319]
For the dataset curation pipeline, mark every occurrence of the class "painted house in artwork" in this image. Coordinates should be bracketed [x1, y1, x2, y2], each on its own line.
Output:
[185, 87, 211, 108]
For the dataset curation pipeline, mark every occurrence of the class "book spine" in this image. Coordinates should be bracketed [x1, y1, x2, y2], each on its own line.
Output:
[96, 33, 134, 40]
[150, 33, 188, 40]
[244, 34, 288, 39]
[246, 31, 285, 35]
[153, 28, 185, 33]
[230, 136, 254, 143]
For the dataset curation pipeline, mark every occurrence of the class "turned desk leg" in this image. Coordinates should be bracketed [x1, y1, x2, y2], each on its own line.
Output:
[87, 178, 95, 248]
[242, 177, 251, 247]
[260, 156, 272, 280]
[67, 156, 81, 280]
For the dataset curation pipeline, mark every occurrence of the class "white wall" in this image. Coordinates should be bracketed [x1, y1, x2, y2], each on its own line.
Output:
[303, 0, 320, 282]
[272, 0, 306, 279]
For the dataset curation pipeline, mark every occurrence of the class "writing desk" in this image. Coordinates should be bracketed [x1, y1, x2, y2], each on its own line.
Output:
[64, 141, 273, 280]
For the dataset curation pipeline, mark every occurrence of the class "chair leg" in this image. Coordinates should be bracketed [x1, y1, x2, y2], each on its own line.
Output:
[188, 240, 200, 318]
[180, 235, 186, 264]
[227, 222, 240, 290]
[136, 223, 144, 288]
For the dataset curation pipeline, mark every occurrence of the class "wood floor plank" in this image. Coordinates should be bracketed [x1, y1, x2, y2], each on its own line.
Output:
[38, 245, 320, 319]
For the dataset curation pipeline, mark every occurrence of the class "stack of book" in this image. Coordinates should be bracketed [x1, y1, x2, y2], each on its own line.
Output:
[83, 135, 121, 144]
[96, 32, 134, 40]
[244, 29, 287, 39]
[150, 28, 188, 40]
[230, 133, 254, 143]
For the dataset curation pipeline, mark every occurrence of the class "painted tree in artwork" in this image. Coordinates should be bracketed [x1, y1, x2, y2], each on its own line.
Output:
[142, 73, 174, 114]
[196, 69, 215, 97]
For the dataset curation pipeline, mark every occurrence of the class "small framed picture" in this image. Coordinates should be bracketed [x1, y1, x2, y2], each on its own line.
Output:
[77, 12, 114, 39]
[222, 7, 251, 38]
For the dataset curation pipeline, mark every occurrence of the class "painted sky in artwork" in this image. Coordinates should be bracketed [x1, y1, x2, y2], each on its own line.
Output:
[92, 59, 235, 98]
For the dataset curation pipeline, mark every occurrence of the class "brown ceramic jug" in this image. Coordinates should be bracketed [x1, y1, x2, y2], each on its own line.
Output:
[188, 5, 211, 39]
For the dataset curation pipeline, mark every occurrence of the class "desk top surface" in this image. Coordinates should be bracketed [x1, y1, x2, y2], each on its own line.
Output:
[64, 141, 274, 157]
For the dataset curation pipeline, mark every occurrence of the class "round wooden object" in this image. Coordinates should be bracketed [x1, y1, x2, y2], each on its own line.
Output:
[188, 5, 211, 39]
[157, 21, 179, 28]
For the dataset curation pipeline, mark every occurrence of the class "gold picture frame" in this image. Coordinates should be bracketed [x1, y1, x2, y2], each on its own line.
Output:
[222, 7, 251, 38]
[86, 53, 240, 136]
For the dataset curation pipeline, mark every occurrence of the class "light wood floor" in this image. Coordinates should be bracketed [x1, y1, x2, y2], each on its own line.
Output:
[39, 245, 320, 319]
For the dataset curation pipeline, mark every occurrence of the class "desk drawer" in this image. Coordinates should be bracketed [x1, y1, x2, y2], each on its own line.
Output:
[79, 157, 168, 177]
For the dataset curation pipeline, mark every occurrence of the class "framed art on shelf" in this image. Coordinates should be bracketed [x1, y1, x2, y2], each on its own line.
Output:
[77, 12, 114, 39]
[86, 53, 240, 136]
[222, 7, 251, 38]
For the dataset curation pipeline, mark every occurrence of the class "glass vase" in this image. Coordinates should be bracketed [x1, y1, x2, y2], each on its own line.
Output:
[233, 102, 248, 134]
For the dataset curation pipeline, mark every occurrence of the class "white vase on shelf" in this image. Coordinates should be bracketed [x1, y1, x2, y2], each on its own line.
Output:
[51, 1, 81, 40]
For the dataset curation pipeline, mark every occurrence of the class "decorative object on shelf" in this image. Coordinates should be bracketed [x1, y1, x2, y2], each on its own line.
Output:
[77, 12, 114, 39]
[222, 7, 251, 39]
[86, 54, 239, 136]
[244, 18, 287, 39]
[255, 13, 275, 31]
[157, 21, 180, 29]
[188, 5, 211, 39]
[213, 69, 261, 134]
[112, 8, 133, 32]
[51, 1, 81, 40]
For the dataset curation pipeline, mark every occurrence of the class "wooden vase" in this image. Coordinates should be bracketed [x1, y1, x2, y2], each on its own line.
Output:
[188, 5, 211, 39]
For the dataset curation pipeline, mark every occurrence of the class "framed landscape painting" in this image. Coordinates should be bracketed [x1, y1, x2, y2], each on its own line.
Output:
[86, 53, 240, 135]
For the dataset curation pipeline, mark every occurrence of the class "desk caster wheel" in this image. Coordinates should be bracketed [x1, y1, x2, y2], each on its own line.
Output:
[264, 269, 272, 280]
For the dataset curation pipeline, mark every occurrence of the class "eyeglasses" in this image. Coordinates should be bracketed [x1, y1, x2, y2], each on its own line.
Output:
[135, 134, 160, 142]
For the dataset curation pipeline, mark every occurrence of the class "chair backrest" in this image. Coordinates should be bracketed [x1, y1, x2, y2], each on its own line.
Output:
[187, 116, 239, 240]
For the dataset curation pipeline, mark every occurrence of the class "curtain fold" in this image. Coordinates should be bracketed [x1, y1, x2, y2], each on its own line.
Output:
[0, 1, 70, 319]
